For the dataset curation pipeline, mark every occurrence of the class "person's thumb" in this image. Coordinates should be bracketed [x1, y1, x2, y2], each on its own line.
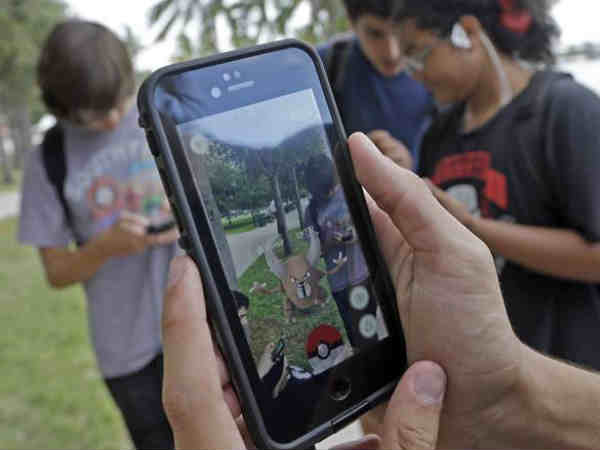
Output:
[380, 361, 446, 450]
[162, 256, 244, 449]
[348, 132, 463, 253]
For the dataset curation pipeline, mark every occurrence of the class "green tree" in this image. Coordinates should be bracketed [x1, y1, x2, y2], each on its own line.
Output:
[0, 0, 67, 181]
[148, 0, 222, 56]
[148, 0, 348, 59]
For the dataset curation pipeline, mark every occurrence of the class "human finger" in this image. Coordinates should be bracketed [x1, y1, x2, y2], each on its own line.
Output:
[119, 221, 147, 237]
[119, 210, 151, 227]
[349, 132, 463, 253]
[214, 344, 242, 419]
[380, 361, 446, 450]
[368, 129, 391, 143]
[162, 256, 245, 449]
[362, 190, 409, 280]
[148, 226, 180, 246]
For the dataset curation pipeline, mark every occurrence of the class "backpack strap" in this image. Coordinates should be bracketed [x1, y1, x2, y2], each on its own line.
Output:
[325, 34, 354, 122]
[41, 124, 78, 242]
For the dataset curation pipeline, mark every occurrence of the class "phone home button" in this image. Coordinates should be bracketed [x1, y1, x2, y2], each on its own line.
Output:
[329, 377, 351, 402]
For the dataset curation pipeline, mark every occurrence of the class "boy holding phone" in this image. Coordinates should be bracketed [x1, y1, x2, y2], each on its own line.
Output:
[319, 0, 434, 170]
[19, 20, 177, 449]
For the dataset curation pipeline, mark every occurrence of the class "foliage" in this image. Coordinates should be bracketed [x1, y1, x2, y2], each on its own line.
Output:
[206, 140, 272, 219]
[149, 0, 349, 58]
[0, 0, 67, 109]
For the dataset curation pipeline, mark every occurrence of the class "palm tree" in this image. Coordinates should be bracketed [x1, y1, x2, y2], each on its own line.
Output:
[148, 0, 222, 56]
[148, 0, 349, 58]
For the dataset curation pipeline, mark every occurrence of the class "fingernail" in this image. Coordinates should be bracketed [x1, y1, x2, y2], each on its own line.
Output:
[167, 257, 187, 290]
[413, 364, 446, 406]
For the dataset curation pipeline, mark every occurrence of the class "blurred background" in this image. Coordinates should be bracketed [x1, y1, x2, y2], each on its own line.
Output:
[0, 0, 599, 448]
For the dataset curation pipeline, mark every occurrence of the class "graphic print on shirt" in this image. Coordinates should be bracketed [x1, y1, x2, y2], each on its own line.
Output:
[65, 139, 169, 236]
[431, 151, 515, 274]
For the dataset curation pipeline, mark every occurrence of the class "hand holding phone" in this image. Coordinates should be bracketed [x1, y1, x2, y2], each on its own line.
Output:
[161, 130, 521, 450]
[139, 40, 406, 449]
[162, 256, 446, 450]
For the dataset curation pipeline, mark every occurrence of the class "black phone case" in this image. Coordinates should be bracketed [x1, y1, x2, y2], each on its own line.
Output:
[137, 39, 404, 450]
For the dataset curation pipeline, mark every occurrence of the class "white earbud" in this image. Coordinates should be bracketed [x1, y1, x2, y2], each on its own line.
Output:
[450, 23, 472, 49]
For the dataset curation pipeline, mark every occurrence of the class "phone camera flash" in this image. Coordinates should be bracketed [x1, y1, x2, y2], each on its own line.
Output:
[211, 87, 222, 98]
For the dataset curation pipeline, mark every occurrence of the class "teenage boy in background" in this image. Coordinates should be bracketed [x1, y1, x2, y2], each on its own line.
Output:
[319, 0, 435, 170]
[19, 20, 177, 449]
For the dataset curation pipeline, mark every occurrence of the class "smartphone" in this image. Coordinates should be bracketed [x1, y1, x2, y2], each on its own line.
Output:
[138, 40, 406, 450]
[146, 218, 176, 234]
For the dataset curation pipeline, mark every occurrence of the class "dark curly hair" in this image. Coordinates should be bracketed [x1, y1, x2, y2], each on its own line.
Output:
[395, 0, 560, 63]
[342, 0, 404, 22]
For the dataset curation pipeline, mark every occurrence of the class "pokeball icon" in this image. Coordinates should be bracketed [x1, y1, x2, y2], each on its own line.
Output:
[306, 325, 347, 375]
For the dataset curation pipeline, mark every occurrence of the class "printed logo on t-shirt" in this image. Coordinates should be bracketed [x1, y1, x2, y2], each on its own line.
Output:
[65, 139, 169, 234]
[431, 151, 515, 274]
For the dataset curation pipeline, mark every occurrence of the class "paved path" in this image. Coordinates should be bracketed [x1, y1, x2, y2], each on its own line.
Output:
[0, 192, 19, 220]
[226, 205, 304, 277]
[227, 206, 365, 448]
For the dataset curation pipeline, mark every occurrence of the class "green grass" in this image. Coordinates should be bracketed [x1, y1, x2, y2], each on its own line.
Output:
[238, 228, 347, 370]
[0, 218, 131, 449]
[0, 169, 22, 194]
[223, 214, 256, 235]
[225, 222, 256, 235]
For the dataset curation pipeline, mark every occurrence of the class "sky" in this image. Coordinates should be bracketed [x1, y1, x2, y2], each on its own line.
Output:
[178, 89, 323, 148]
[65, 0, 600, 72]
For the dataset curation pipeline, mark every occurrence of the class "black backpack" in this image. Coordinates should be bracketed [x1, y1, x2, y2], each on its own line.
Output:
[41, 124, 79, 242]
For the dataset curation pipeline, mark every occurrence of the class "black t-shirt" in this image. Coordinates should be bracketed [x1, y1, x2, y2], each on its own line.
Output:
[418, 71, 600, 370]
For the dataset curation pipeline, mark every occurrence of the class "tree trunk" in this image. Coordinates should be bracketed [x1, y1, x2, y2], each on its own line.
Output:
[291, 166, 304, 230]
[9, 102, 32, 170]
[188, 151, 238, 290]
[271, 173, 292, 257]
[0, 131, 14, 185]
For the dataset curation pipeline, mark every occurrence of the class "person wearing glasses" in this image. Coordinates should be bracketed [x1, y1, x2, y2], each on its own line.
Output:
[161, 133, 600, 450]
[374, 0, 600, 374]
[19, 21, 178, 449]
[319, 0, 435, 171]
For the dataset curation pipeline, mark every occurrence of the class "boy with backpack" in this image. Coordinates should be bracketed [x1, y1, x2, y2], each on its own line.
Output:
[319, 0, 435, 170]
[19, 20, 177, 449]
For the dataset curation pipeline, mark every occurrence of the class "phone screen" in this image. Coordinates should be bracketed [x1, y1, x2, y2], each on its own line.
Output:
[152, 45, 401, 444]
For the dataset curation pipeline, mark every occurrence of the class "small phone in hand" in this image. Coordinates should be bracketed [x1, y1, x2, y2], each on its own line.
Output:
[138, 40, 406, 450]
[146, 219, 176, 234]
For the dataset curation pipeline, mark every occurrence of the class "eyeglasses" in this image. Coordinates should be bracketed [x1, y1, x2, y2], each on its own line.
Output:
[405, 46, 434, 76]
[404, 36, 446, 77]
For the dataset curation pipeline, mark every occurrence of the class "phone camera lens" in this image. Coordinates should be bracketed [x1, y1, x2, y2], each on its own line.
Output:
[211, 87, 222, 99]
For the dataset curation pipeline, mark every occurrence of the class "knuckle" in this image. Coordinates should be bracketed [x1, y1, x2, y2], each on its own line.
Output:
[393, 422, 437, 450]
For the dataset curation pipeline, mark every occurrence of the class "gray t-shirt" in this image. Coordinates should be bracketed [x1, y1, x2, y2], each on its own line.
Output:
[19, 107, 177, 378]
